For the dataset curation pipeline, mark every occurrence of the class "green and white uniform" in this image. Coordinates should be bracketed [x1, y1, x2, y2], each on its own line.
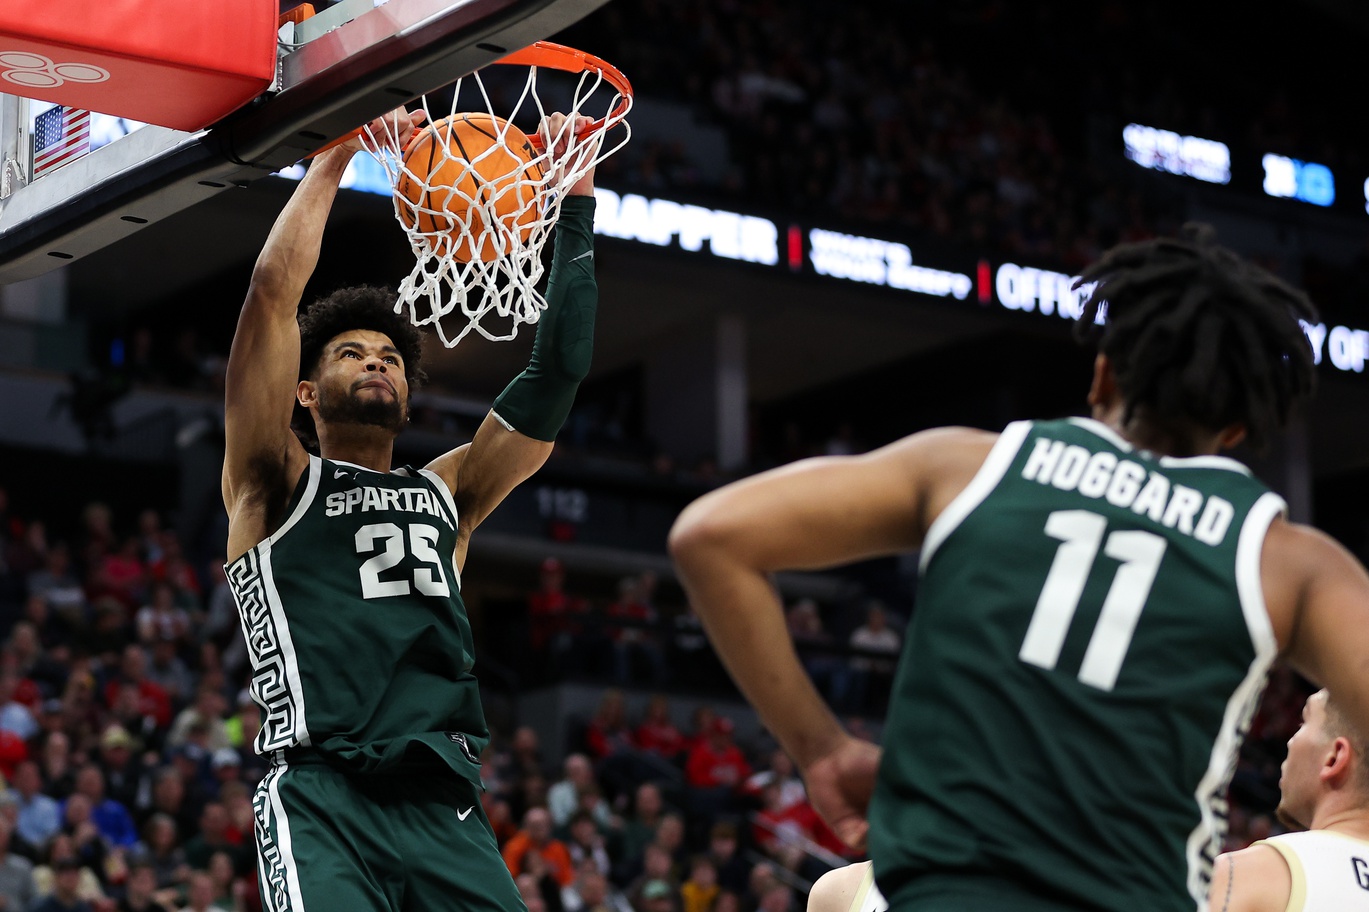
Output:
[228, 456, 517, 912]
[868, 418, 1284, 912]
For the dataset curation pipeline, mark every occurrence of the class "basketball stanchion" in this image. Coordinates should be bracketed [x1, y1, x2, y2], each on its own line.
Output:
[364, 41, 632, 349]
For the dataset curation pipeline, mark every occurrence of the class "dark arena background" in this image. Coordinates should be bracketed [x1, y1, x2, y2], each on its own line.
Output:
[0, 0, 1366, 909]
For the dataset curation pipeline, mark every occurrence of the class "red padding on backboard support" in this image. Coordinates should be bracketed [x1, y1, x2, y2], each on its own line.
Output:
[0, 0, 277, 131]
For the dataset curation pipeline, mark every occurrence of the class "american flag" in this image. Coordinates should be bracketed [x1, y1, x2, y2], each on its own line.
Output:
[33, 105, 90, 178]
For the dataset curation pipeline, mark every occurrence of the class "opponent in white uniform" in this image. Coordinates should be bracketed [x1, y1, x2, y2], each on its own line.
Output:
[807, 862, 887, 912]
[1210, 689, 1369, 911]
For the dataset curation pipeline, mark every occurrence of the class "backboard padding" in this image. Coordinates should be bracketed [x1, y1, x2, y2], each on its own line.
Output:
[0, 0, 613, 284]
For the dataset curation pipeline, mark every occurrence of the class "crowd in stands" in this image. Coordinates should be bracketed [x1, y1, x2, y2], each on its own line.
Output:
[525, 558, 903, 713]
[479, 673, 1315, 912]
[573, 0, 1189, 268]
[0, 491, 265, 912]
[480, 691, 862, 912]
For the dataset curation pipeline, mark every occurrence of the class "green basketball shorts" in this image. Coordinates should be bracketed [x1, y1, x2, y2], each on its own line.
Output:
[253, 755, 525, 912]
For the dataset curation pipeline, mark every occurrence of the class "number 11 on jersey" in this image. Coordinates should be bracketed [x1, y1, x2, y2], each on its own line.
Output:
[1019, 509, 1167, 691]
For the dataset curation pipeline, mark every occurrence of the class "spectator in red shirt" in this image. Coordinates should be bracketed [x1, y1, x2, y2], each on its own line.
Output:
[583, 689, 634, 762]
[527, 558, 593, 678]
[683, 706, 717, 754]
[148, 534, 201, 607]
[605, 574, 666, 686]
[91, 537, 147, 609]
[634, 694, 685, 761]
[684, 716, 751, 826]
[103, 645, 171, 730]
[750, 782, 820, 855]
[684, 718, 750, 790]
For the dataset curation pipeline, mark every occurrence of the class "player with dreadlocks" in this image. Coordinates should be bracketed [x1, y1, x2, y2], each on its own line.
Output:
[670, 224, 1369, 912]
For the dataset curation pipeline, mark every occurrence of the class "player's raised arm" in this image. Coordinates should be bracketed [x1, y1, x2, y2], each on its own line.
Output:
[222, 111, 424, 553]
[427, 114, 600, 557]
[667, 426, 997, 847]
[222, 148, 343, 509]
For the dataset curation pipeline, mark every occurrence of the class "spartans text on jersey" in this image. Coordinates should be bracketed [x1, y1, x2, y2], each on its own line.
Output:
[324, 484, 456, 530]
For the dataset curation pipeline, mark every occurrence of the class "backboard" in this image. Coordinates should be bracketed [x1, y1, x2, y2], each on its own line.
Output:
[0, 0, 613, 284]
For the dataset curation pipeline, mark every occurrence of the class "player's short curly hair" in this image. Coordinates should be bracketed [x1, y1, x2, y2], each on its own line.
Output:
[293, 286, 427, 447]
[297, 285, 427, 388]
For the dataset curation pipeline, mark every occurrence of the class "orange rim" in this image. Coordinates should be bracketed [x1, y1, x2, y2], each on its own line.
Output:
[311, 41, 631, 159]
[495, 41, 633, 151]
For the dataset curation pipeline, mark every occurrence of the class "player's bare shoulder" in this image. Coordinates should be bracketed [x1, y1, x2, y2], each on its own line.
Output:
[1208, 845, 1290, 912]
[1259, 515, 1367, 652]
[888, 425, 1001, 536]
[807, 862, 886, 912]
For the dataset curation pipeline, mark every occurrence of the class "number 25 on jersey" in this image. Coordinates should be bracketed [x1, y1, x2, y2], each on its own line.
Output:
[354, 522, 451, 599]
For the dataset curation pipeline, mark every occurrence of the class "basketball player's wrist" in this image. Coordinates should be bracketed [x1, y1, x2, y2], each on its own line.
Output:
[309, 148, 354, 183]
[567, 172, 595, 196]
[552, 197, 596, 275]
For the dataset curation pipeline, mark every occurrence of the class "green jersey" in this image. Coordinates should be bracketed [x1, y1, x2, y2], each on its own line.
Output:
[869, 418, 1284, 912]
[227, 454, 486, 781]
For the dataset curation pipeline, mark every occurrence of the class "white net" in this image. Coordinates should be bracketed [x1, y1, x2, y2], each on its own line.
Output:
[365, 49, 632, 348]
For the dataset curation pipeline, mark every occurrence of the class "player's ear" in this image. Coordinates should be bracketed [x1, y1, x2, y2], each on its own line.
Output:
[1086, 354, 1116, 409]
[297, 379, 317, 408]
[1216, 424, 1247, 451]
[1323, 736, 1354, 786]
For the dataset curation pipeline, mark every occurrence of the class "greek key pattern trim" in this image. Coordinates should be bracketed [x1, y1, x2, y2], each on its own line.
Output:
[253, 767, 292, 912]
[230, 550, 300, 752]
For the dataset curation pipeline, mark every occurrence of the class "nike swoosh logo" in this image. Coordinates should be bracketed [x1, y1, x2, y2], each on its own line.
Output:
[334, 470, 351, 479]
[456, 807, 474, 821]
[570, 250, 594, 262]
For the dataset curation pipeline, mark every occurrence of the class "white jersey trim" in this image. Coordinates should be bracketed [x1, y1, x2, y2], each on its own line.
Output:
[918, 421, 1032, 573]
[1257, 830, 1369, 912]
[1236, 493, 1284, 657]
[1067, 416, 1133, 451]
[268, 456, 323, 546]
[1183, 491, 1284, 909]
[266, 761, 308, 912]
[418, 468, 461, 529]
[1065, 417, 1252, 475]
[327, 457, 388, 474]
[851, 863, 888, 912]
[256, 544, 311, 748]
[418, 468, 463, 591]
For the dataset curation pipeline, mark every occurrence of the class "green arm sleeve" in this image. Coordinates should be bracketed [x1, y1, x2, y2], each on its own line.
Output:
[492, 195, 597, 441]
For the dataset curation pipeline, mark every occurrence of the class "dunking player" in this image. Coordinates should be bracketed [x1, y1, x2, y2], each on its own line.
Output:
[1209, 689, 1369, 911]
[222, 109, 597, 911]
[670, 226, 1369, 911]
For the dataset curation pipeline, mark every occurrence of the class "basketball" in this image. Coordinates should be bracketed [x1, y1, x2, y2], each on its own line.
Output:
[396, 113, 546, 263]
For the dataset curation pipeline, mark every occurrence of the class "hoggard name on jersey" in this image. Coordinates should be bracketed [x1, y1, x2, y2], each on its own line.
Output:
[323, 484, 455, 531]
[1021, 437, 1235, 547]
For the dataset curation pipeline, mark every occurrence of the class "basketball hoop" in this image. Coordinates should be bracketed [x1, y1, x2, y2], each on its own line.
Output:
[364, 41, 632, 348]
